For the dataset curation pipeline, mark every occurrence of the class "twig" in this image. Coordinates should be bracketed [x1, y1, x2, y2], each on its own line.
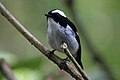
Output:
[0, 2, 86, 80]
[64, 0, 116, 80]
[0, 59, 16, 80]
[61, 43, 89, 80]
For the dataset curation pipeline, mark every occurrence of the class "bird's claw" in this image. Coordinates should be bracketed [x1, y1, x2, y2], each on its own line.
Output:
[59, 57, 70, 69]
[62, 57, 70, 62]
[48, 49, 56, 58]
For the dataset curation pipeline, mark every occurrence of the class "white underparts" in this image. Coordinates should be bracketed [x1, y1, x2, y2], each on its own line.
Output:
[47, 18, 79, 55]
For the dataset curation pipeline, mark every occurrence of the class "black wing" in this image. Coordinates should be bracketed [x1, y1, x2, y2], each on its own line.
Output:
[67, 18, 83, 69]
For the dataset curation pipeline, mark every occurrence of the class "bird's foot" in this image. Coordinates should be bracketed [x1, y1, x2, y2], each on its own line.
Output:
[62, 57, 70, 62]
[47, 49, 56, 58]
[59, 57, 70, 69]
[50, 49, 56, 54]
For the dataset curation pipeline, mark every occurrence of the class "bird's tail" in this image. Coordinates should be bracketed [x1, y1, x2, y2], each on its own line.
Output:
[75, 48, 83, 69]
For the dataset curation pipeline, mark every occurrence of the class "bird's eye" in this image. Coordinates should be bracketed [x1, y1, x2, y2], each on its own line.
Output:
[56, 13, 59, 16]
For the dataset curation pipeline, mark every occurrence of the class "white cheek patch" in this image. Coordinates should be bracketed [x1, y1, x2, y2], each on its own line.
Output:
[52, 10, 66, 17]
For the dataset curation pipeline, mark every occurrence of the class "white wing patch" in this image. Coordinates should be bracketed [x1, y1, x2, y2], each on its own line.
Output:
[52, 10, 66, 17]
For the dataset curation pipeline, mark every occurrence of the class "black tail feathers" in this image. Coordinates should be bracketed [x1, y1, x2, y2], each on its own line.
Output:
[75, 48, 84, 69]
[76, 57, 84, 69]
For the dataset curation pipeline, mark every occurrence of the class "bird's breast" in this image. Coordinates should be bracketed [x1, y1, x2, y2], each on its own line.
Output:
[47, 18, 79, 55]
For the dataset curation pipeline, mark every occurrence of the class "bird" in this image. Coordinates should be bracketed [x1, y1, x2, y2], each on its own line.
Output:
[45, 9, 83, 69]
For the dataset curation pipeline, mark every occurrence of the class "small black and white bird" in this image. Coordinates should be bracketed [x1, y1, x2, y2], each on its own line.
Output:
[45, 9, 83, 69]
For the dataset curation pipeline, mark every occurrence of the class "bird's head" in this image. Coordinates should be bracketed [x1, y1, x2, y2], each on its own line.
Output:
[45, 9, 69, 27]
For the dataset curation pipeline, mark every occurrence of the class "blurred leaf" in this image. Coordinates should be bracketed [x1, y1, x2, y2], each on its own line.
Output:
[14, 68, 43, 80]
[0, 51, 18, 65]
[12, 57, 45, 69]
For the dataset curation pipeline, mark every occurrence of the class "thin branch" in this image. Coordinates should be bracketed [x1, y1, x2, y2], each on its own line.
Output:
[61, 43, 89, 80]
[64, 0, 115, 80]
[0, 59, 16, 80]
[0, 2, 86, 80]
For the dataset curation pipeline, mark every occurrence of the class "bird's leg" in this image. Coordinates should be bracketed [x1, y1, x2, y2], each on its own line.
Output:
[62, 57, 70, 62]
[59, 57, 70, 70]
[50, 49, 56, 54]
[47, 49, 56, 58]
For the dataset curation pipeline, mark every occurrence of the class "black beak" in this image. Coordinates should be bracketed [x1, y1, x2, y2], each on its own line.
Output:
[45, 13, 52, 18]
